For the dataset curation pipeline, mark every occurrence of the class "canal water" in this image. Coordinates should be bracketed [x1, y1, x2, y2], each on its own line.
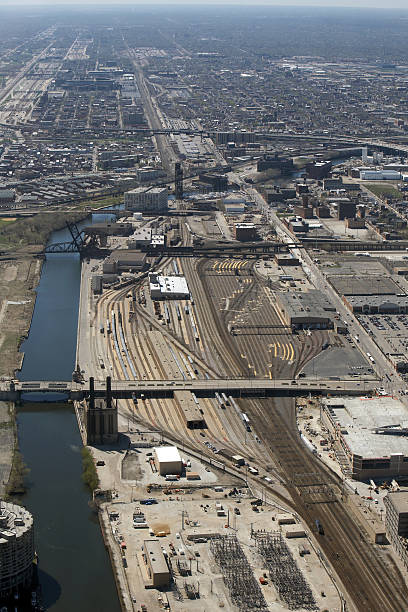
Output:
[17, 217, 121, 611]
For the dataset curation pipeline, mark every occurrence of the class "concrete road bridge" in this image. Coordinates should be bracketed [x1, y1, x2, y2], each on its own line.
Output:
[0, 378, 378, 401]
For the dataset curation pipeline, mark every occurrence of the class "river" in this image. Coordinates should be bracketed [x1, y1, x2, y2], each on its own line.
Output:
[17, 217, 121, 612]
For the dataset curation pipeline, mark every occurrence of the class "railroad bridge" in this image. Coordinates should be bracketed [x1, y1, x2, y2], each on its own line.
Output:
[0, 378, 377, 402]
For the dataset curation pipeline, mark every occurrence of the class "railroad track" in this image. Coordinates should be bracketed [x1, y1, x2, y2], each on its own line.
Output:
[91, 239, 408, 611]
[245, 396, 408, 612]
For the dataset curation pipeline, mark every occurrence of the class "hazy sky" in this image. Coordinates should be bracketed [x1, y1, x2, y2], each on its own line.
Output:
[0, 0, 407, 7]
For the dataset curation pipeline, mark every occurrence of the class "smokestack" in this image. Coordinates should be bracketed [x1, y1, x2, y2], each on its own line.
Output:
[89, 377, 95, 411]
[106, 376, 112, 409]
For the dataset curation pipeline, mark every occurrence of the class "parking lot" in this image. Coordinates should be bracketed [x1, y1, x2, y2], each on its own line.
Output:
[357, 313, 408, 385]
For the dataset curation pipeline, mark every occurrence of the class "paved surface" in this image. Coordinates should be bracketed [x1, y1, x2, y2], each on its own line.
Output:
[302, 345, 372, 379]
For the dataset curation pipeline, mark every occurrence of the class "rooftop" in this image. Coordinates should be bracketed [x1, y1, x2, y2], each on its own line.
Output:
[154, 446, 182, 464]
[328, 275, 400, 296]
[143, 539, 170, 574]
[0, 501, 33, 542]
[386, 491, 408, 515]
[277, 289, 335, 319]
[325, 396, 408, 459]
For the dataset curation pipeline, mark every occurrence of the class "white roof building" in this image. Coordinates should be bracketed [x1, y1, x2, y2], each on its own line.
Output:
[149, 274, 190, 300]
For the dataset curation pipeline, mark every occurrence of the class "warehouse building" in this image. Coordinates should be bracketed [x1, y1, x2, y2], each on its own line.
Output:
[328, 275, 399, 296]
[154, 446, 183, 476]
[322, 396, 408, 481]
[143, 539, 171, 587]
[344, 295, 408, 314]
[0, 502, 35, 599]
[149, 274, 190, 300]
[275, 290, 335, 330]
[102, 251, 147, 274]
[124, 186, 168, 212]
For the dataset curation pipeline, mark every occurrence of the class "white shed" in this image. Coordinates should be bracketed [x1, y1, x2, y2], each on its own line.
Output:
[154, 446, 183, 476]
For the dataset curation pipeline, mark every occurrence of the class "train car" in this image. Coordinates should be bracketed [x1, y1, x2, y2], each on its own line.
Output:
[221, 393, 230, 407]
[163, 304, 171, 324]
[176, 304, 181, 321]
[106, 320, 111, 334]
[100, 324, 104, 334]
[241, 413, 251, 431]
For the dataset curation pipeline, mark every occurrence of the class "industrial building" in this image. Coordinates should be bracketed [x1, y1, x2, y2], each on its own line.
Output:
[327, 274, 408, 313]
[154, 446, 183, 476]
[274, 254, 300, 266]
[275, 290, 335, 330]
[124, 187, 168, 212]
[143, 539, 171, 587]
[360, 170, 401, 180]
[102, 251, 147, 274]
[305, 160, 332, 179]
[328, 275, 400, 296]
[234, 223, 258, 241]
[0, 501, 34, 599]
[323, 397, 408, 481]
[149, 274, 190, 300]
[85, 377, 118, 446]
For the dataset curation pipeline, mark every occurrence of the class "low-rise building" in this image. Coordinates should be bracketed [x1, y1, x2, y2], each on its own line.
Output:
[343, 295, 408, 314]
[143, 539, 171, 587]
[275, 290, 335, 330]
[154, 446, 183, 476]
[149, 274, 190, 300]
[323, 396, 408, 480]
[102, 251, 147, 274]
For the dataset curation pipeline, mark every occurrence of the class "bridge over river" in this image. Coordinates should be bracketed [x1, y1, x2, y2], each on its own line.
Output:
[0, 377, 378, 401]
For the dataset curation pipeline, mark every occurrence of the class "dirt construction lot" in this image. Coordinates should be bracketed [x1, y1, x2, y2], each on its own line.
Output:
[0, 255, 42, 376]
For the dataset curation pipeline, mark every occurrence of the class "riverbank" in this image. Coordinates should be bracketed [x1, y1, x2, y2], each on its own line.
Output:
[0, 211, 89, 379]
[0, 401, 15, 498]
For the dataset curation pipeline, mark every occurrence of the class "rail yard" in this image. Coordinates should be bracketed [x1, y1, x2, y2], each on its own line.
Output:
[74, 204, 408, 612]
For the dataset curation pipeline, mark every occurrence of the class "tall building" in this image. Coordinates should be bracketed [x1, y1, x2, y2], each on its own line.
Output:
[0, 501, 35, 599]
[124, 187, 168, 212]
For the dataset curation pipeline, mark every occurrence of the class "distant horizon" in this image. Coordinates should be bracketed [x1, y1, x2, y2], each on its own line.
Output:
[0, 1, 407, 9]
